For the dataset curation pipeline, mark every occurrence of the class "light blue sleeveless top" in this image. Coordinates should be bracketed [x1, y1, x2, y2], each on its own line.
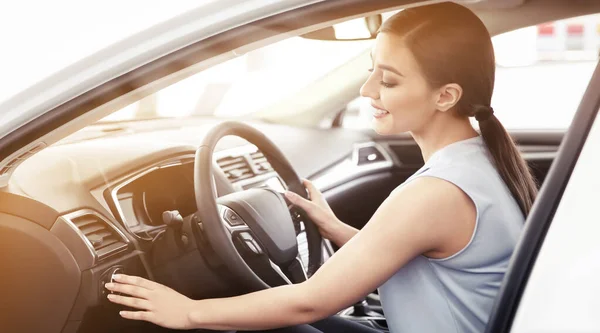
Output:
[379, 136, 525, 333]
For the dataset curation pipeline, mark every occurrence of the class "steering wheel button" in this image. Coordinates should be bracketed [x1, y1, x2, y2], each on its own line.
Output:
[244, 240, 263, 255]
[238, 231, 254, 241]
[223, 208, 244, 226]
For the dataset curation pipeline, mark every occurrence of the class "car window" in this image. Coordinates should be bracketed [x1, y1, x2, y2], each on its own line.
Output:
[343, 13, 600, 130]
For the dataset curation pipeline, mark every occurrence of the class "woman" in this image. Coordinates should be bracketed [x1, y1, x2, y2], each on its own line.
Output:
[105, 3, 537, 332]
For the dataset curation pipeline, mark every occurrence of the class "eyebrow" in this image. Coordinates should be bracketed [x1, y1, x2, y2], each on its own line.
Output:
[369, 50, 404, 77]
[378, 64, 404, 77]
[369, 51, 404, 77]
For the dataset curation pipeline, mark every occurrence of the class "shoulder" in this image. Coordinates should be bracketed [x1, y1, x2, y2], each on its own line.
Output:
[380, 176, 476, 255]
[390, 176, 474, 216]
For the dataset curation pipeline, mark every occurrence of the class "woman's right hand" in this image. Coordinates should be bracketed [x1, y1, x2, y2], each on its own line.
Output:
[284, 179, 342, 241]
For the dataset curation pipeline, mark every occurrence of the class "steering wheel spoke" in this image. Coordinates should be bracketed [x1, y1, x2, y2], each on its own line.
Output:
[290, 256, 308, 282]
[268, 260, 293, 284]
[269, 256, 308, 285]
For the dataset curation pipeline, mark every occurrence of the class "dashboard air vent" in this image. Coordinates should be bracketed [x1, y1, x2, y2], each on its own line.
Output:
[71, 213, 128, 259]
[249, 151, 273, 174]
[355, 146, 387, 166]
[0, 142, 47, 176]
[217, 155, 254, 182]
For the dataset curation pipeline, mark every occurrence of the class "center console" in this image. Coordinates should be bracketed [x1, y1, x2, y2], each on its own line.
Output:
[339, 294, 389, 332]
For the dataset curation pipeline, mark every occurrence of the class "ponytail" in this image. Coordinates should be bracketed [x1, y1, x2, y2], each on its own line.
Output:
[474, 106, 538, 215]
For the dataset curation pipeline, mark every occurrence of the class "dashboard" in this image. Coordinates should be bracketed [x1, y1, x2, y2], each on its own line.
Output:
[111, 154, 288, 241]
[104, 144, 314, 269]
[1, 119, 374, 333]
[112, 160, 197, 240]
[0, 117, 561, 333]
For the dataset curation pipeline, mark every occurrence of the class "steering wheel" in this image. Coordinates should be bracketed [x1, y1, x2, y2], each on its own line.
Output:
[193, 121, 323, 290]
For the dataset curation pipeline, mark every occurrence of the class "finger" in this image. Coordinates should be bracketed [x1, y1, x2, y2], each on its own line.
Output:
[284, 191, 315, 213]
[107, 294, 153, 310]
[105, 282, 150, 299]
[284, 191, 300, 203]
[284, 191, 311, 208]
[301, 179, 321, 199]
[119, 310, 155, 322]
[112, 274, 161, 290]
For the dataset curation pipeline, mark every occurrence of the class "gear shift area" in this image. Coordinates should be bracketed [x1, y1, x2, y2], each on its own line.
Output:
[338, 293, 388, 331]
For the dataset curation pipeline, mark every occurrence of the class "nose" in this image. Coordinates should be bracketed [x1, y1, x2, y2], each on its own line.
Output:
[360, 72, 380, 100]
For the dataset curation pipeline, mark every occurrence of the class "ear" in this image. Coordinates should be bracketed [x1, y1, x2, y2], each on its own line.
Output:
[435, 83, 463, 112]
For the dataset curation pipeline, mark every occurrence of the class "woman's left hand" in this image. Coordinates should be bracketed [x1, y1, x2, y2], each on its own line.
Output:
[105, 274, 196, 330]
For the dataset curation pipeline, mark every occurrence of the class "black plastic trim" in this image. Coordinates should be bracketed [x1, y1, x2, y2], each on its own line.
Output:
[485, 61, 600, 332]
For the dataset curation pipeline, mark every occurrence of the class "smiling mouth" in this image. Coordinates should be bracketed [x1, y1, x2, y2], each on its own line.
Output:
[371, 105, 390, 117]
[373, 109, 389, 116]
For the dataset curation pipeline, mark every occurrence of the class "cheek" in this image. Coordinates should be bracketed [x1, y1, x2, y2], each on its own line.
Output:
[380, 85, 433, 130]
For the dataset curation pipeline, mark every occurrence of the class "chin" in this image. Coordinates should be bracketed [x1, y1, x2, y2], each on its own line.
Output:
[371, 118, 402, 136]
[372, 127, 393, 135]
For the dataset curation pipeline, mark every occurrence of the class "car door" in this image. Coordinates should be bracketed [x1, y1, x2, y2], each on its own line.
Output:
[511, 102, 600, 332]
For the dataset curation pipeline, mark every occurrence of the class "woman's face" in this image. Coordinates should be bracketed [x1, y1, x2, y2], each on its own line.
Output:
[360, 33, 439, 135]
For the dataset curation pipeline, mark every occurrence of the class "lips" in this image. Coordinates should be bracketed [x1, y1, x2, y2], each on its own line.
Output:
[371, 104, 390, 118]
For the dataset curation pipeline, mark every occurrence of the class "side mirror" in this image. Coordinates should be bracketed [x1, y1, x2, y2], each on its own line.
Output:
[302, 15, 382, 41]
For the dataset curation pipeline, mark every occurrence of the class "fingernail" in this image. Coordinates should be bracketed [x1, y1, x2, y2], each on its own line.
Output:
[105, 283, 114, 289]
[107, 294, 115, 299]
[112, 274, 122, 280]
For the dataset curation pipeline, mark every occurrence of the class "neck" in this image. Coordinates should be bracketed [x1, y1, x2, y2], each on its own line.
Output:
[411, 114, 479, 162]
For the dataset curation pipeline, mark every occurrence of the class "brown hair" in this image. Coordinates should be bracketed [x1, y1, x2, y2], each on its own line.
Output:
[380, 2, 537, 215]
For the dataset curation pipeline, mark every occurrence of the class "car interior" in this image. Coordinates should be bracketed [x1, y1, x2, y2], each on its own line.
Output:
[1, 0, 599, 332]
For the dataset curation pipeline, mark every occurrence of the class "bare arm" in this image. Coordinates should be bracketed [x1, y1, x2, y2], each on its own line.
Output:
[326, 221, 359, 247]
[106, 177, 476, 331]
